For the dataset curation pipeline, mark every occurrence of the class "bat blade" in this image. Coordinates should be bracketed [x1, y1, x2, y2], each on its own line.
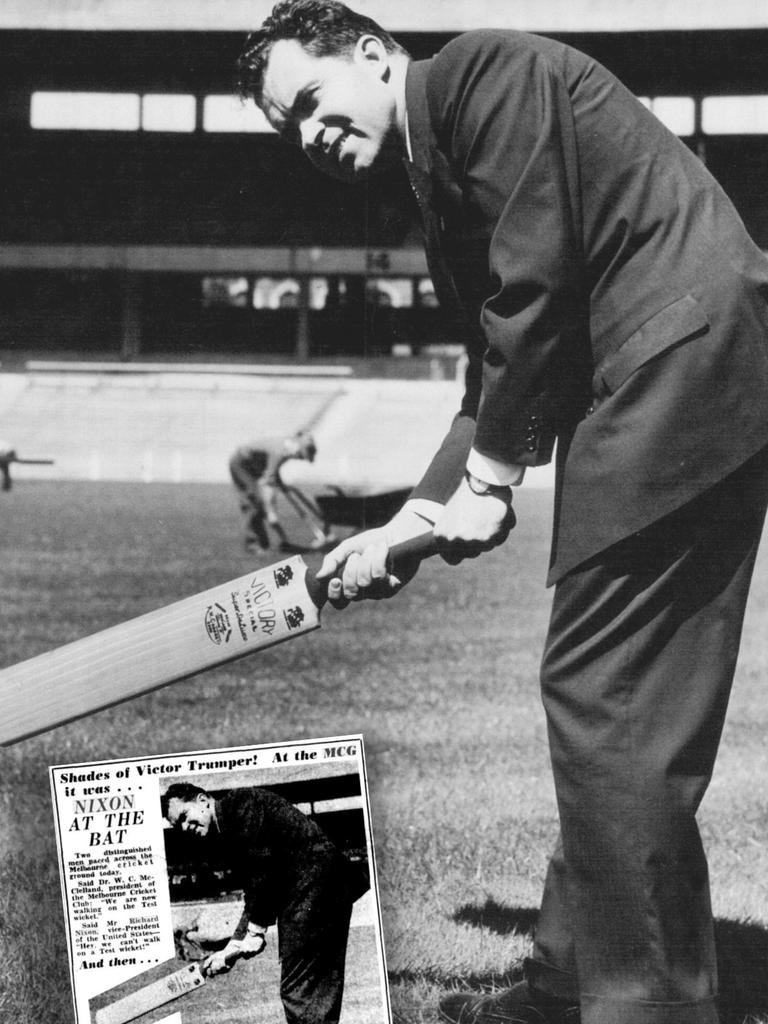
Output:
[93, 963, 205, 1024]
[0, 530, 436, 746]
[0, 554, 322, 745]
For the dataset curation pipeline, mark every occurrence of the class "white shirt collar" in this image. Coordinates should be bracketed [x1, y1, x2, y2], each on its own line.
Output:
[404, 106, 414, 163]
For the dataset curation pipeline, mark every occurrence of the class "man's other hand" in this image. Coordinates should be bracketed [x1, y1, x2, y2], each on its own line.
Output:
[316, 509, 432, 608]
[240, 928, 267, 959]
[434, 475, 515, 565]
[202, 940, 245, 976]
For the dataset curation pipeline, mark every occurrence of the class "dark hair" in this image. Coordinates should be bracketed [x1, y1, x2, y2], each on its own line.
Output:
[236, 0, 406, 105]
[161, 782, 208, 819]
[294, 430, 316, 459]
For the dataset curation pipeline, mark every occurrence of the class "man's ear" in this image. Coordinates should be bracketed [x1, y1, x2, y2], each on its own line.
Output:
[353, 34, 390, 79]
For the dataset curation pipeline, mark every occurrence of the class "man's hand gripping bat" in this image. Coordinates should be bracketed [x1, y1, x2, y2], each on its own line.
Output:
[0, 532, 436, 745]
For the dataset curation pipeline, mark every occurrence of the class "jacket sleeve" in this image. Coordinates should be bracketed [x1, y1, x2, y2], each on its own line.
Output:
[228, 793, 280, 928]
[427, 32, 585, 469]
[408, 351, 481, 503]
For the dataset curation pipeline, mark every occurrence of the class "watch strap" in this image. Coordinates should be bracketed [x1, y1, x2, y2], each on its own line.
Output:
[464, 470, 512, 499]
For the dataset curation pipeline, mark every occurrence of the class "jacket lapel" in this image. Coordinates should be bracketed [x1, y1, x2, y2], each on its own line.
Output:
[403, 59, 467, 316]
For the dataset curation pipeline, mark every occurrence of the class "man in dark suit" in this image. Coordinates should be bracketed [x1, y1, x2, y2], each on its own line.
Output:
[235, 4, 768, 1023]
[162, 783, 368, 1024]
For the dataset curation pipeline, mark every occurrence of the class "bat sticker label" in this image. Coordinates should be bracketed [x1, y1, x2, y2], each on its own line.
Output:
[203, 603, 232, 645]
[235, 580, 277, 640]
[245, 579, 277, 637]
[274, 564, 294, 587]
[284, 606, 305, 630]
[166, 964, 202, 994]
[203, 560, 317, 649]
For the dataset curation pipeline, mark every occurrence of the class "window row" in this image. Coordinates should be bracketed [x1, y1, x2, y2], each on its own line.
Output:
[30, 92, 271, 133]
[201, 275, 438, 310]
[29, 90, 768, 136]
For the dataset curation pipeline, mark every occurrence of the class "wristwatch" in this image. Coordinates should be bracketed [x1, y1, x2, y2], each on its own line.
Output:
[464, 470, 512, 499]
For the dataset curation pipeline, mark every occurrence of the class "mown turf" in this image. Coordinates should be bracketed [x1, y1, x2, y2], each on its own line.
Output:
[1, 481, 767, 1023]
[85, 929, 386, 1024]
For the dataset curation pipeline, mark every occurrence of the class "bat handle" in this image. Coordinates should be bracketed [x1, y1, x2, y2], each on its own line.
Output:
[385, 530, 439, 572]
[305, 530, 438, 609]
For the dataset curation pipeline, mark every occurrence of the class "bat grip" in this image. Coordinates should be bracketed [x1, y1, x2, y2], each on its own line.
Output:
[385, 530, 439, 573]
[305, 530, 438, 609]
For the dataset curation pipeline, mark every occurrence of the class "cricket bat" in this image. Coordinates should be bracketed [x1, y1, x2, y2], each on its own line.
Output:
[0, 532, 436, 745]
[92, 962, 204, 1024]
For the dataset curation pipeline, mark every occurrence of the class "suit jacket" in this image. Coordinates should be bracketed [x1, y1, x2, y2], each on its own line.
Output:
[215, 788, 367, 958]
[404, 31, 768, 583]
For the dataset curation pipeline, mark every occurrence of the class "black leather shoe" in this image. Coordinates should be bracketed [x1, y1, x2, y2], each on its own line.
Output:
[439, 982, 580, 1024]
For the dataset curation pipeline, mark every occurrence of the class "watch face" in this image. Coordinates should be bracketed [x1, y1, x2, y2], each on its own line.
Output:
[467, 473, 489, 494]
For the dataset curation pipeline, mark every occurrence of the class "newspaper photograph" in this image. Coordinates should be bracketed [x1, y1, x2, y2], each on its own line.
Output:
[49, 735, 390, 1024]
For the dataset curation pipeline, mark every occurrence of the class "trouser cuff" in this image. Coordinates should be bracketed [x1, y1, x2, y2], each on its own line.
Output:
[579, 994, 719, 1024]
[524, 957, 579, 1001]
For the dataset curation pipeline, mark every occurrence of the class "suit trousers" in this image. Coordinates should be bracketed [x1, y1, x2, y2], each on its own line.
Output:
[278, 906, 352, 1024]
[527, 444, 768, 1024]
[229, 455, 270, 548]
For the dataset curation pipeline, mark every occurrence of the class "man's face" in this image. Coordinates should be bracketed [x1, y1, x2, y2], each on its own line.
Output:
[166, 794, 214, 838]
[260, 37, 401, 182]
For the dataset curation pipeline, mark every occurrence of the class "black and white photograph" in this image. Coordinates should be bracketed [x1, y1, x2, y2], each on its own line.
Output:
[50, 737, 388, 1024]
[2, 2, 768, 1023]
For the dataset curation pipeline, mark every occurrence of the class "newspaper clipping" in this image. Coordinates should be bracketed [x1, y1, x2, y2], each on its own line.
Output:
[50, 735, 390, 1024]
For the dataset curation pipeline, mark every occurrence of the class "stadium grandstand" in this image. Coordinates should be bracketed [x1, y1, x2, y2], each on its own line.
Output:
[0, 1, 767, 489]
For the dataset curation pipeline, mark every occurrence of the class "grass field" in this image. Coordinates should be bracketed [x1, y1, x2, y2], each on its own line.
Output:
[1, 480, 768, 1024]
[87, 928, 386, 1024]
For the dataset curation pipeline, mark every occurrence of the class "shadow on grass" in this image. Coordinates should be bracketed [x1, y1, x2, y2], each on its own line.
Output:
[438, 902, 768, 1023]
[453, 898, 539, 938]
